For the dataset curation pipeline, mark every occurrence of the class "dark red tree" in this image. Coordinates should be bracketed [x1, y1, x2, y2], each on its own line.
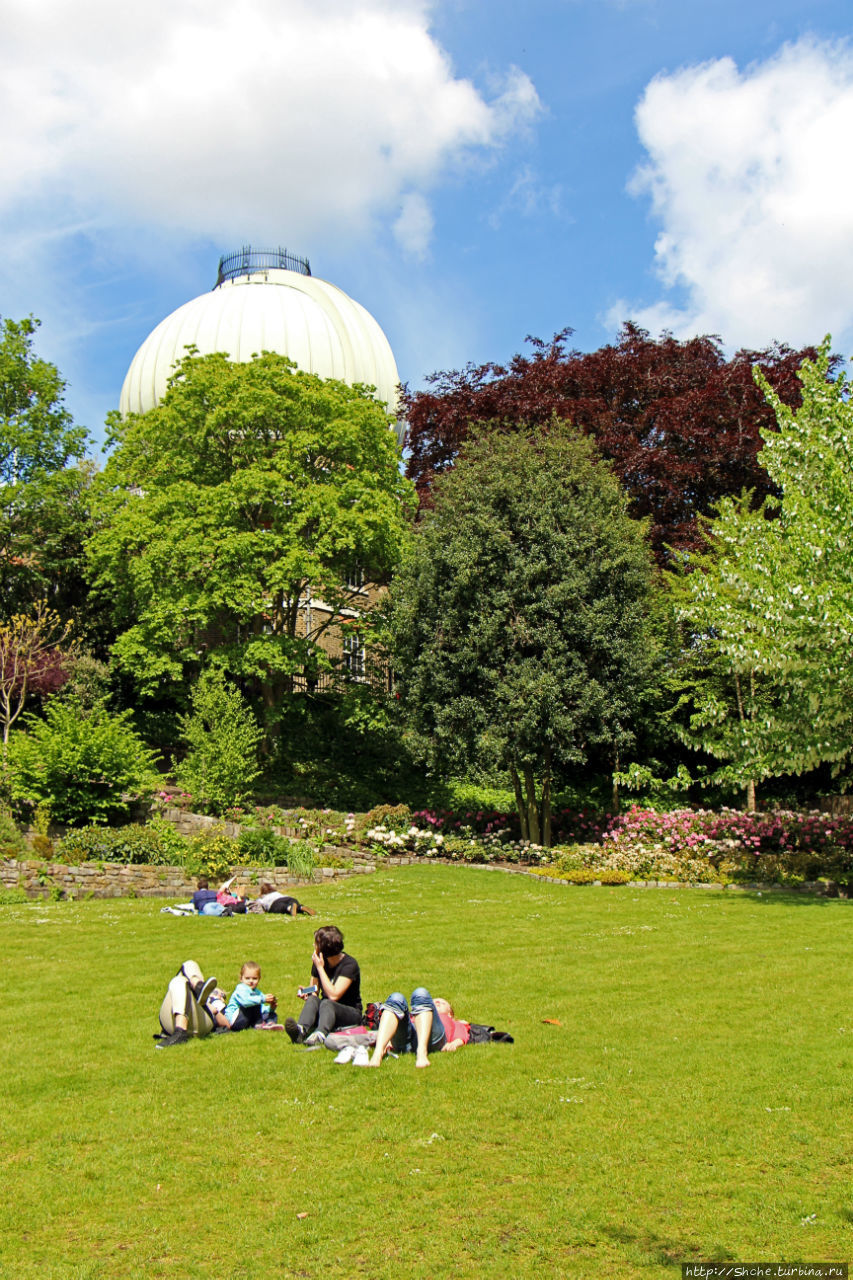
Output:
[402, 323, 824, 563]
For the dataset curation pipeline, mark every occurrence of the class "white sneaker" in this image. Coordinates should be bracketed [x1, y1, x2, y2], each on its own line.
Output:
[352, 1045, 370, 1066]
[304, 1030, 326, 1048]
[334, 1045, 356, 1064]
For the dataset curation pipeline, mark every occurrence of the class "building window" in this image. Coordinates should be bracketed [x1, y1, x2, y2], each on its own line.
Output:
[345, 564, 364, 591]
[343, 633, 366, 680]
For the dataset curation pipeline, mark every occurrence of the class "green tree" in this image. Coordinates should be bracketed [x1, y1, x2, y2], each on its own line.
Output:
[175, 668, 263, 815]
[0, 317, 92, 618]
[675, 338, 853, 783]
[391, 423, 657, 844]
[87, 351, 414, 737]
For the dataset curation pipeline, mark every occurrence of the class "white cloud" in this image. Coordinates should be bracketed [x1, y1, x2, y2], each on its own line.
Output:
[393, 192, 435, 258]
[0, 0, 540, 253]
[615, 39, 853, 350]
[488, 165, 564, 229]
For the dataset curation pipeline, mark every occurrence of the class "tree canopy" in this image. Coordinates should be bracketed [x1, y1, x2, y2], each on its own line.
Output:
[87, 351, 414, 730]
[675, 338, 853, 783]
[403, 324, 821, 563]
[391, 422, 657, 843]
[0, 316, 92, 618]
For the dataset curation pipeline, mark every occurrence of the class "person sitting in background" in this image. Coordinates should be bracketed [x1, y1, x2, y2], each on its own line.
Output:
[216, 879, 249, 914]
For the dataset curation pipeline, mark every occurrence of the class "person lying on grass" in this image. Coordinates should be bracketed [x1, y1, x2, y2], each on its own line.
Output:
[156, 960, 278, 1047]
[191, 877, 219, 913]
[157, 959, 221, 1048]
[368, 988, 469, 1068]
[284, 925, 363, 1047]
[190, 876, 249, 915]
[247, 883, 317, 917]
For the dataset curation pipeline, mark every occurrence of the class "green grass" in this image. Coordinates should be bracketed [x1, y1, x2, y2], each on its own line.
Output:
[3, 868, 852, 1278]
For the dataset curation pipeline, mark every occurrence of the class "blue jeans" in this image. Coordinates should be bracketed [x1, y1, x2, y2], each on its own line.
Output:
[383, 988, 447, 1054]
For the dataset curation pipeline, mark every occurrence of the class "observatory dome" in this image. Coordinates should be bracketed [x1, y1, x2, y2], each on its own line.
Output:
[119, 248, 402, 440]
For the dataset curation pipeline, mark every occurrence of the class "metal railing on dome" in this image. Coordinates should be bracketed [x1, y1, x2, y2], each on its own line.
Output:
[215, 246, 312, 285]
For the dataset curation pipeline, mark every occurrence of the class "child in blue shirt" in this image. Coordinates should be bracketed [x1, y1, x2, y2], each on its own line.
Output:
[222, 962, 278, 1031]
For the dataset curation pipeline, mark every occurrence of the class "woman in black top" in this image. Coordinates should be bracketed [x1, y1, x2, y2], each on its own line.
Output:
[284, 925, 363, 1046]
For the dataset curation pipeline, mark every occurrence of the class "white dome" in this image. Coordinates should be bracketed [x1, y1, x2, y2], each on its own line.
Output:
[119, 259, 402, 441]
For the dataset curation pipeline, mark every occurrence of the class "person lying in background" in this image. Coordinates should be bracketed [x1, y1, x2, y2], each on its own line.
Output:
[248, 883, 316, 917]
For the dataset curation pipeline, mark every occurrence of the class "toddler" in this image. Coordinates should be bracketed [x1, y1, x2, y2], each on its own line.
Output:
[222, 962, 278, 1031]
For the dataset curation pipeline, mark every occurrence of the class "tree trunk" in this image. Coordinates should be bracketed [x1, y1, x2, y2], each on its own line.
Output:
[745, 778, 756, 812]
[611, 749, 620, 812]
[523, 766, 541, 845]
[510, 763, 529, 841]
[542, 753, 552, 848]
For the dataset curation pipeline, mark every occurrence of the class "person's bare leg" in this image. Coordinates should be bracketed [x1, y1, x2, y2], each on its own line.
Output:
[290, 902, 298, 917]
[368, 1007, 401, 1066]
[412, 1009, 433, 1068]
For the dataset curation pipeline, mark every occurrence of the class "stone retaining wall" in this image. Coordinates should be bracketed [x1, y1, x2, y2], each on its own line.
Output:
[0, 855, 381, 900]
[160, 807, 311, 840]
[2, 839, 846, 901]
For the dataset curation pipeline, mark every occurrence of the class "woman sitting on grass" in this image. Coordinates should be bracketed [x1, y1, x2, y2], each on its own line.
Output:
[368, 988, 469, 1068]
[284, 925, 362, 1047]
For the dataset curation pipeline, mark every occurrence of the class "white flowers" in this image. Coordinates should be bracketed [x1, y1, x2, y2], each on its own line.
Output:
[366, 824, 446, 854]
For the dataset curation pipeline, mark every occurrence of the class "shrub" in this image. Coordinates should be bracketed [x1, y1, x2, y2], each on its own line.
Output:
[184, 829, 245, 881]
[8, 699, 160, 826]
[285, 839, 317, 879]
[360, 803, 412, 833]
[30, 834, 54, 858]
[58, 821, 187, 866]
[175, 670, 263, 815]
[0, 811, 29, 859]
[597, 807, 853, 884]
[237, 825, 291, 866]
[0, 887, 29, 904]
[316, 853, 352, 869]
[529, 866, 632, 885]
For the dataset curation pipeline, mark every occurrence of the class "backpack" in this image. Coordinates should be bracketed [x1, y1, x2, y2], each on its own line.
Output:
[468, 1023, 514, 1045]
[365, 1002, 384, 1030]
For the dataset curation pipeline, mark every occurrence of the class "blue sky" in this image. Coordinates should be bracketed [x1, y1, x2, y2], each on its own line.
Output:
[3, 0, 853, 452]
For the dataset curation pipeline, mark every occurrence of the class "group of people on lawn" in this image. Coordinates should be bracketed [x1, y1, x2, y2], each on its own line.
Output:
[158, 922, 471, 1068]
[190, 877, 316, 917]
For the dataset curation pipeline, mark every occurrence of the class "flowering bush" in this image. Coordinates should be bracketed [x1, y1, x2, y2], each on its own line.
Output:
[156, 789, 194, 811]
[365, 824, 445, 855]
[410, 806, 607, 845]
[529, 865, 632, 885]
[594, 807, 853, 884]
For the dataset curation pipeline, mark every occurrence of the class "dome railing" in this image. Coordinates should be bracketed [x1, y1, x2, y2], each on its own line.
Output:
[216, 246, 312, 286]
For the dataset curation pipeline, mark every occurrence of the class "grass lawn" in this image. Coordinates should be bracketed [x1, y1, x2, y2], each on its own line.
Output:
[3, 866, 852, 1279]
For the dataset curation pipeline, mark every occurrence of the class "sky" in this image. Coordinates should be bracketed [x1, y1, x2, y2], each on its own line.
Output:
[3, 0, 853, 453]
